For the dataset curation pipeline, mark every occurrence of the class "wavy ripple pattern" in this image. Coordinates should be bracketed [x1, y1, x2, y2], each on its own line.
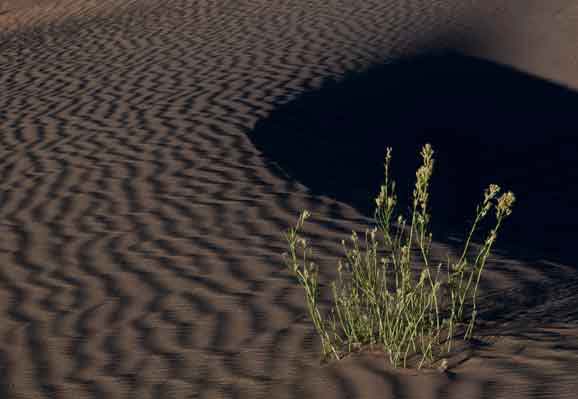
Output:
[1, 1, 578, 398]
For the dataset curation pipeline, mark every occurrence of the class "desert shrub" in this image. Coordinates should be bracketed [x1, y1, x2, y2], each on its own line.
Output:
[283, 144, 515, 369]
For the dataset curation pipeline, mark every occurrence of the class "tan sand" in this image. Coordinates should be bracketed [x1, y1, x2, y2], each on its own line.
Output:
[1, 0, 578, 398]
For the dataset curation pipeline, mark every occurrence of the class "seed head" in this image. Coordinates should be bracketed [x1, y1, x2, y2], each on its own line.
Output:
[478, 184, 501, 217]
[351, 231, 358, 243]
[484, 184, 501, 203]
[385, 147, 392, 164]
[420, 143, 434, 164]
[496, 191, 516, 218]
[387, 196, 396, 209]
[414, 144, 434, 210]
[375, 185, 386, 207]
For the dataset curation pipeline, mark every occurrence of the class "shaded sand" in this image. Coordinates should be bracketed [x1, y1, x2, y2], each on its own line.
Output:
[1, 0, 578, 398]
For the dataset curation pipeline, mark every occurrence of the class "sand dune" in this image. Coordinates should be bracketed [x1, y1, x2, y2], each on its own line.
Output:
[1, 0, 578, 398]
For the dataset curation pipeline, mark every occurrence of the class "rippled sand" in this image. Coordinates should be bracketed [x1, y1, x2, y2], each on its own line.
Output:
[1, 1, 578, 398]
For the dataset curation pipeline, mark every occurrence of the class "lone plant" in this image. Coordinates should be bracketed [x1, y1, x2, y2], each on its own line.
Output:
[283, 144, 515, 369]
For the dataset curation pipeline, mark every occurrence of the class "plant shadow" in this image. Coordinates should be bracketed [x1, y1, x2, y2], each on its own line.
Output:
[250, 51, 578, 269]
[249, 51, 578, 333]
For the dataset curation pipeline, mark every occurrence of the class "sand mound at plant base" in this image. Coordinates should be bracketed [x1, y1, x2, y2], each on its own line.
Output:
[1, 0, 578, 398]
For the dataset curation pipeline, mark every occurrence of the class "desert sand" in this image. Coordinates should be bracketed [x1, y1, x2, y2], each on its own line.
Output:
[1, 0, 578, 398]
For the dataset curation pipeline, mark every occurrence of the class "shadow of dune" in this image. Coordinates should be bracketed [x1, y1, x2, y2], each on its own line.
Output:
[249, 52, 578, 269]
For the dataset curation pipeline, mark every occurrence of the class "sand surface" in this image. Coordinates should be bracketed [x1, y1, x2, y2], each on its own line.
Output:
[1, 1, 578, 398]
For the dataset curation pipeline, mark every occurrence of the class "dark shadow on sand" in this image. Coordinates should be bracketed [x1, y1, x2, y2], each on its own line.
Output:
[249, 52, 578, 269]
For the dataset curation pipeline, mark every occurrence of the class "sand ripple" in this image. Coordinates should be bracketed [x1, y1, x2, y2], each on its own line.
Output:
[1, 0, 578, 398]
